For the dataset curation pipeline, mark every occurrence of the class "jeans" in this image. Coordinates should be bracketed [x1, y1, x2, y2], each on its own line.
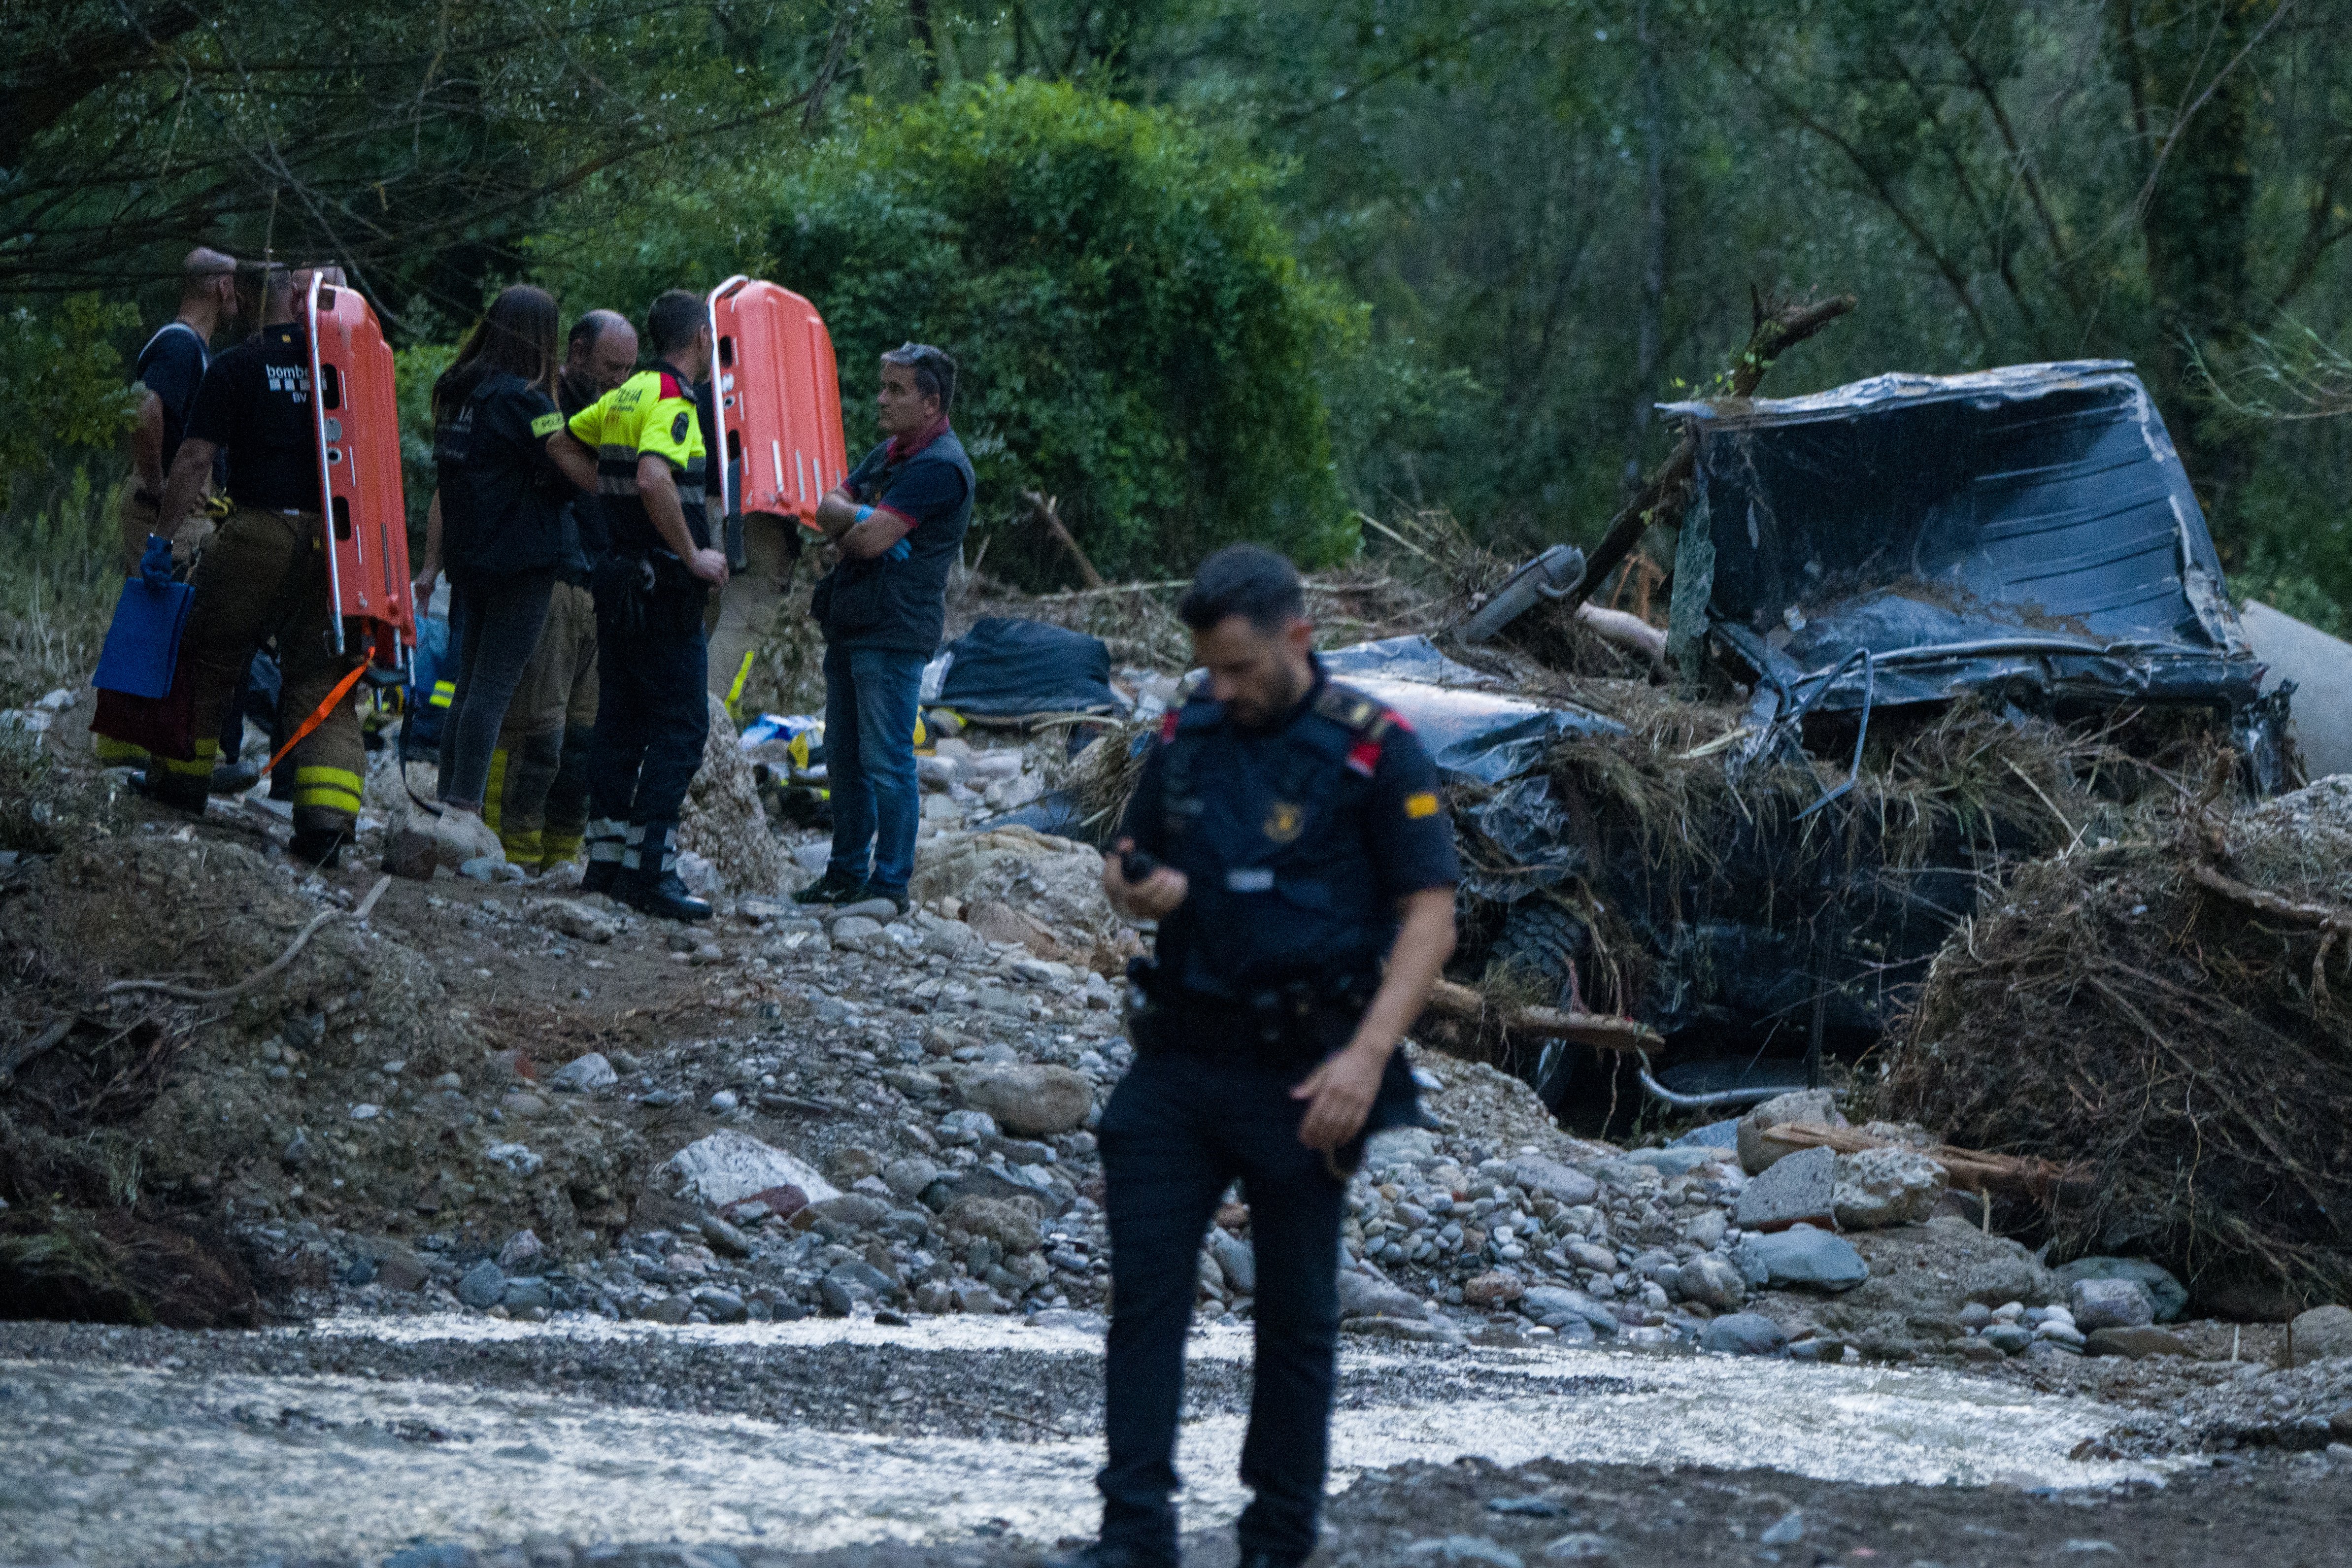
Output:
[439, 569, 556, 810]
[1096, 1047, 1347, 1567]
[822, 641, 926, 894]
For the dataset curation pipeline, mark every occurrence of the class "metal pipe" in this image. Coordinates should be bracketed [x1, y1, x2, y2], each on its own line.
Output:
[1635, 1057, 1792, 1110]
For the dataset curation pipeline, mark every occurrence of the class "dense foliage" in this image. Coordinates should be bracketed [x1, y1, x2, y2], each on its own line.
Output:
[535, 79, 1354, 578]
[7, 1, 2352, 620]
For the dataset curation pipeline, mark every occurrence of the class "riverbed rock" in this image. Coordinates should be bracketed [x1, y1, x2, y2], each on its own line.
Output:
[546, 1052, 618, 1092]
[2285, 1305, 2352, 1365]
[949, 1063, 1093, 1137]
[1463, 1269, 1525, 1308]
[2085, 1326, 2191, 1359]
[942, 1196, 1043, 1255]
[1338, 1270, 1429, 1321]
[2070, 1276, 2156, 1331]
[1519, 1286, 1618, 1335]
[1677, 1253, 1748, 1311]
[1734, 1145, 1836, 1232]
[1507, 1156, 1599, 1206]
[1207, 1229, 1257, 1296]
[2052, 1256, 2188, 1323]
[456, 1260, 505, 1309]
[1735, 1226, 1868, 1291]
[670, 1130, 839, 1208]
[1699, 1311, 1788, 1356]
[1831, 1147, 1946, 1230]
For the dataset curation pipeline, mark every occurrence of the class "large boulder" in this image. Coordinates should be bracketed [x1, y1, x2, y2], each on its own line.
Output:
[949, 1063, 1094, 1137]
[680, 693, 794, 895]
[910, 825, 1130, 970]
[2284, 1304, 2352, 1365]
[2051, 1256, 2187, 1324]
[1832, 1147, 1947, 1230]
[1799, 1214, 2057, 1359]
[1735, 1145, 1836, 1232]
[2069, 1276, 2155, 1331]
[669, 1130, 839, 1208]
[1735, 1226, 1869, 1291]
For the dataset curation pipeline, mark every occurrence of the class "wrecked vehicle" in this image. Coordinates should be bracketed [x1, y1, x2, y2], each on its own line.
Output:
[1370, 363, 2290, 1129]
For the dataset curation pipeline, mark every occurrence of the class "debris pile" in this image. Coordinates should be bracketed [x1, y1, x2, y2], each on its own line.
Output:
[1876, 774, 2352, 1318]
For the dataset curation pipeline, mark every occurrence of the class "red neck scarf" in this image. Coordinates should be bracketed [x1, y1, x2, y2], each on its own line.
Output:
[886, 415, 951, 463]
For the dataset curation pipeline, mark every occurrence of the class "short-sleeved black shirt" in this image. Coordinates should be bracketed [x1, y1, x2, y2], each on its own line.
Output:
[183, 324, 320, 513]
[433, 371, 571, 586]
[1119, 667, 1460, 997]
[135, 322, 228, 491]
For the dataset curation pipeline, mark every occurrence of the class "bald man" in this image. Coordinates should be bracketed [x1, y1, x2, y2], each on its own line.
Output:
[123, 247, 239, 569]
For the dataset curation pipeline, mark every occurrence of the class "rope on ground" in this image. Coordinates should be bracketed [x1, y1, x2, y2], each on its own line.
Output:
[102, 875, 393, 1003]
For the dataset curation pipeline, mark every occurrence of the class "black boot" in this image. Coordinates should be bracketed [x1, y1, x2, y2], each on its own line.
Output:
[581, 817, 627, 897]
[617, 819, 711, 921]
[288, 825, 348, 869]
[135, 763, 211, 815]
[792, 867, 865, 905]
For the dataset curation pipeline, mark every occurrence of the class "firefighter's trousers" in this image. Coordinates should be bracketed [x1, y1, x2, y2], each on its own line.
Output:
[485, 579, 599, 870]
[159, 507, 365, 834]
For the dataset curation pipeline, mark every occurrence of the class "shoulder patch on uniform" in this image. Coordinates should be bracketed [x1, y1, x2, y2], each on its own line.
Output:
[1404, 791, 1440, 819]
[1158, 710, 1180, 742]
[530, 411, 562, 437]
[671, 410, 691, 444]
[658, 372, 684, 400]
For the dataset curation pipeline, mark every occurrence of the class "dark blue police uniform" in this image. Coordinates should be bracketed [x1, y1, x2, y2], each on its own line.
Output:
[1099, 658, 1459, 1568]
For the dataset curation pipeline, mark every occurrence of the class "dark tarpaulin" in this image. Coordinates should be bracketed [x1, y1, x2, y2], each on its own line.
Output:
[936, 617, 1122, 718]
[1659, 362, 2270, 730]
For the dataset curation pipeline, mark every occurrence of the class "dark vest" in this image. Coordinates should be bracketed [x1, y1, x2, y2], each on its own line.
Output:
[1155, 679, 1403, 1000]
[813, 429, 975, 654]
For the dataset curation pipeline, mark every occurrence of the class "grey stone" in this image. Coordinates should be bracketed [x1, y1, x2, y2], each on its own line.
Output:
[1337, 1270, 1428, 1321]
[2070, 1276, 2155, 1331]
[456, 1260, 506, 1309]
[2052, 1257, 2188, 1323]
[1207, 1229, 1256, 1296]
[1680, 1209, 1728, 1250]
[638, 1294, 693, 1325]
[375, 1252, 428, 1293]
[1831, 1147, 1947, 1230]
[1734, 1145, 1837, 1233]
[883, 1156, 940, 1200]
[697, 1215, 753, 1258]
[1518, 1286, 1617, 1335]
[810, 1193, 891, 1228]
[1343, 1315, 1467, 1345]
[1507, 1156, 1599, 1206]
[1616, 1147, 1721, 1177]
[501, 1276, 552, 1311]
[1737, 1226, 1869, 1291]
[693, 1288, 748, 1323]
[830, 898, 901, 923]
[952, 1279, 1008, 1314]
[1981, 1322, 2034, 1354]
[818, 1262, 897, 1315]
[2286, 1304, 2352, 1365]
[1698, 1311, 1788, 1356]
[1677, 1254, 1747, 1311]
[829, 915, 886, 952]
[1566, 1240, 1617, 1274]
[1736, 1089, 1847, 1175]
[1404, 1537, 1522, 1568]
[532, 899, 620, 944]
[935, 1109, 1000, 1146]
[495, 1229, 544, 1272]
[1758, 1511, 1804, 1547]
[546, 1052, 618, 1092]
[950, 1063, 1094, 1137]
[1542, 1534, 1617, 1562]
[941, 1196, 1043, 1254]
[2084, 1325, 2189, 1359]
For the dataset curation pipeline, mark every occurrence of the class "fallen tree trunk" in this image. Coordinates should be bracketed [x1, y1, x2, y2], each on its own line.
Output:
[1573, 290, 1857, 610]
[1420, 978, 1665, 1054]
[1759, 1119, 2090, 1200]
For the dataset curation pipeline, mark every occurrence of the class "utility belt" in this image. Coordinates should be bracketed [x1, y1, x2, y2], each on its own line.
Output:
[1123, 957, 1377, 1071]
[592, 547, 707, 639]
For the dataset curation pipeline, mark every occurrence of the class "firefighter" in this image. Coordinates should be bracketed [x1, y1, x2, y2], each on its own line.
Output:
[481, 308, 638, 871]
[141, 263, 365, 866]
[550, 289, 727, 919]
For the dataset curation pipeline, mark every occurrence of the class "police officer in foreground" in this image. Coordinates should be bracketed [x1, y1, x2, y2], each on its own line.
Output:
[1081, 544, 1460, 1568]
[550, 289, 727, 919]
[143, 262, 366, 866]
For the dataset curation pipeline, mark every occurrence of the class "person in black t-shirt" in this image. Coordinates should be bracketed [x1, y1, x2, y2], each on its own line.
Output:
[420, 284, 601, 870]
[138, 263, 368, 864]
[121, 246, 238, 570]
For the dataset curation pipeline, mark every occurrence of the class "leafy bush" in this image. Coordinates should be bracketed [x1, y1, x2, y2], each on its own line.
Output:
[534, 78, 1357, 583]
[0, 295, 139, 500]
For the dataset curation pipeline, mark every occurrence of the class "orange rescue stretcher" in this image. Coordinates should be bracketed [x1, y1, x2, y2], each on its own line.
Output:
[307, 274, 414, 671]
[706, 275, 850, 545]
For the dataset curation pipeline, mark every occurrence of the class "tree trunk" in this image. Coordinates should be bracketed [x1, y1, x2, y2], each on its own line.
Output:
[1621, 0, 1669, 501]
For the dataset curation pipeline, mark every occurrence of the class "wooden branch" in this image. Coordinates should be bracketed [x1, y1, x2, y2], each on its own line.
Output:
[1021, 491, 1105, 590]
[1421, 978, 1665, 1054]
[1572, 293, 1856, 609]
[1760, 1120, 2089, 1199]
[104, 876, 391, 1003]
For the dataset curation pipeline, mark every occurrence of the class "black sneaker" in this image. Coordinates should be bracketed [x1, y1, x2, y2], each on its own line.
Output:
[133, 767, 210, 815]
[288, 825, 348, 869]
[620, 867, 713, 922]
[792, 868, 866, 905]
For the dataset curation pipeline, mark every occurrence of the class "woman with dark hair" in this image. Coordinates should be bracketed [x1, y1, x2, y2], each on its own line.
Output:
[423, 284, 600, 867]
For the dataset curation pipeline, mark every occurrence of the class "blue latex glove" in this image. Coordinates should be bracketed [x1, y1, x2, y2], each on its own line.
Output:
[884, 537, 912, 562]
[138, 534, 174, 589]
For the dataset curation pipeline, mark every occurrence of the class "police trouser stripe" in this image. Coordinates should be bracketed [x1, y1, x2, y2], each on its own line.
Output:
[620, 822, 645, 871]
[585, 816, 628, 864]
